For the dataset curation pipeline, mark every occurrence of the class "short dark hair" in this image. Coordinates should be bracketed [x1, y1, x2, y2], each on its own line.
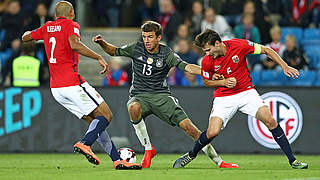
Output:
[141, 21, 162, 37]
[21, 41, 35, 56]
[194, 29, 221, 48]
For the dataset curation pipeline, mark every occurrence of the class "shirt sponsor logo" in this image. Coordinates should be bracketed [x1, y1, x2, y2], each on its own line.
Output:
[156, 59, 163, 68]
[248, 91, 303, 149]
[47, 26, 61, 32]
[147, 57, 153, 64]
[214, 65, 221, 71]
[232, 55, 240, 63]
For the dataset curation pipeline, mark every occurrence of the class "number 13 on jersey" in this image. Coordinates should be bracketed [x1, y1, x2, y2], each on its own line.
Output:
[142, 64, 152, 75]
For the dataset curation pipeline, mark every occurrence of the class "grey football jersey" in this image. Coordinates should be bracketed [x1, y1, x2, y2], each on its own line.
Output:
[115, 41, 187, 96]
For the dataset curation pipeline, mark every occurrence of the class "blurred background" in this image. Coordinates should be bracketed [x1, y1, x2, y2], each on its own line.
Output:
[0, 0, 319, 154]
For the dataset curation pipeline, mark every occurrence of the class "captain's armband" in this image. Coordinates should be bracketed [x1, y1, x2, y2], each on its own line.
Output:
[253, 43, 262, 54]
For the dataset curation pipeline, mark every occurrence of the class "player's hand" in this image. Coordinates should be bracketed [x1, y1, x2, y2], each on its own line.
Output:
[212, 73, 225, 80]
[283, 65, 299, 79]
[97, 57, 109, 74]
[224, 77, 237, 88]
[92, 34, 103, 44]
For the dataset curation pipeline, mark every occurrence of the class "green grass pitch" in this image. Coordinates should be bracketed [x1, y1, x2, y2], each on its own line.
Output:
[0, 154, 319, 180]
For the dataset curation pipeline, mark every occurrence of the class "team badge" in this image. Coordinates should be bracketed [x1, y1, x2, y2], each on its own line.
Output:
[156, 59, 163, 67]
[247, 40, 254, 46]
[147, 57, 153, 64]
[232, 55, 240, 63]
[214, 65, 221, 71]
[248, 92, 303, 149]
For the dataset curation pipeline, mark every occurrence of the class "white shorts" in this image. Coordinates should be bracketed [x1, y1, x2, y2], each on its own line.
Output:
[210, 89, 267, 128]
[51, 82, 104, 119]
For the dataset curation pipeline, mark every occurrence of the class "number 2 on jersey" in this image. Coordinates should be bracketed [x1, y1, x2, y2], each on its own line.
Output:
[49, 37, 57, 63]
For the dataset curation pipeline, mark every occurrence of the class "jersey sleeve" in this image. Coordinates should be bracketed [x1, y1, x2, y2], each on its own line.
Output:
[240, 39, 261, 55]
[30, 25, 46, 40]
[115, 42, 137, 58]
[201, 56, 213, 80]
[166, 52, 188, 70]
[66, 22, 81, 39]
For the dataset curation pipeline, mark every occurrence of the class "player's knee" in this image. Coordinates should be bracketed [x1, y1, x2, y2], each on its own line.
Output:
[128, 102, 141, 120]
[207, 128, 220, 139]
[265, 118, 277, 129]
[105, 112, 113, 122]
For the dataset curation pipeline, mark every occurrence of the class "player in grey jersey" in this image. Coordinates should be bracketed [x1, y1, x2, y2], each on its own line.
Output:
[93, 21, 238, 169]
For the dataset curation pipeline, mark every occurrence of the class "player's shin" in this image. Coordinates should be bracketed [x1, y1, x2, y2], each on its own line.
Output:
[270, 124, 296, 164]
[132, 119, 152, 150]
[96, 130, 121, 161]
[81, 116, 109, 146]
[202, 144, 222, 165]
[189, 130, 213, 158]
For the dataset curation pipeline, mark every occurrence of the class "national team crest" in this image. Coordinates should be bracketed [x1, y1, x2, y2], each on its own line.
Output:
[247, 40, 254, 46]
[232, 55, 240, 63]
[156, 59, 163, 67]
[147, 57, 153, 64]
[248, 92, 303, 149]
[214, 65, 221, 71]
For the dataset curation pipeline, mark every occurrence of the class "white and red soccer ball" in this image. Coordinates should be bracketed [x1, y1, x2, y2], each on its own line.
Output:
[118, 147, 137, 163]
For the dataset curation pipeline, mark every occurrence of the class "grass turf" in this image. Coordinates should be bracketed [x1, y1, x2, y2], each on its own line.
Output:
[0, 154, 319, 180]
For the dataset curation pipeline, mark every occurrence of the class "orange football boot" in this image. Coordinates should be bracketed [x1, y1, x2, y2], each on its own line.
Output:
[73, 141, 100, 165]
[113, 160, 142, 170]
[141, 144, 157, 168]
[219, 161, 239, 168]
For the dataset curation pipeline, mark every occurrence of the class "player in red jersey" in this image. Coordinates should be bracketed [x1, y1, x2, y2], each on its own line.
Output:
[21, 1, 141, 170]
[173, 29, 308, 169]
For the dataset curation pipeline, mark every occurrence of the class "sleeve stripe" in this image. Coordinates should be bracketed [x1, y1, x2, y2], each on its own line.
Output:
[253, 43, 262, 54]
[176, 61, 182, 67]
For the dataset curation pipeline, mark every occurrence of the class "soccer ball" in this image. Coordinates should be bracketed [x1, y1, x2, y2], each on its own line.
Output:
[118, 147, 137, 163]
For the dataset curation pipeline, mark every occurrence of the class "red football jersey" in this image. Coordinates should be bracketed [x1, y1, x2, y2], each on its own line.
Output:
[201, 39, 257, 97]
[30, 17, 85, 88]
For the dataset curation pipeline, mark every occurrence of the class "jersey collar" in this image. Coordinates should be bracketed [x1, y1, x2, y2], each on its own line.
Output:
[57, 16, 67, 20]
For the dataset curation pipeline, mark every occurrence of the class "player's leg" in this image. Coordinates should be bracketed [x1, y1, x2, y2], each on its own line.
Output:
[240, 89, 307, 169]
[173, 95, 238, 168]
[51, 86, 103, 165]
[62, 82, 140, 169]
[82, 113, 142, 170]
[256, 106, 307, 169]
[178, 118, 238, 168]
[127, 97, 155, 168]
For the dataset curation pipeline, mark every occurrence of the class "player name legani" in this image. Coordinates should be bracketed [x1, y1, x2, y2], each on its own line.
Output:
[47, 26, 61, 32]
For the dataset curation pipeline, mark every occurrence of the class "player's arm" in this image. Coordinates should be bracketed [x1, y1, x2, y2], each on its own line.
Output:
[92, 34, 117, 56]
[259, 44, 299, 79]
[185, 64, 201, 75]
[69, 35, 108, 74]
[21, 31, 33, 42]
[202, 77, 236, 88]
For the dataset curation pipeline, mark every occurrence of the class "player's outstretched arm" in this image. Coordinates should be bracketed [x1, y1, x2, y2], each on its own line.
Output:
[92, 35, 117, 56]
[69, 35, 109, 74]
[22, 31, 33, 42]
[260, 45, 299, 79]
[185, 64, 201, 75]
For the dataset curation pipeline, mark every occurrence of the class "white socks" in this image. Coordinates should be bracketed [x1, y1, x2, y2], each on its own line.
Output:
[132, 119, 152, 150]
[202, 144, 223, 166]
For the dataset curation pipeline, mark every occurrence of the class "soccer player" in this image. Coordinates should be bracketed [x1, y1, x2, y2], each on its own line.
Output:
[21, 1, 141, 170]
[93, 21, 238, 168]
[173, 29, 308, 169]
